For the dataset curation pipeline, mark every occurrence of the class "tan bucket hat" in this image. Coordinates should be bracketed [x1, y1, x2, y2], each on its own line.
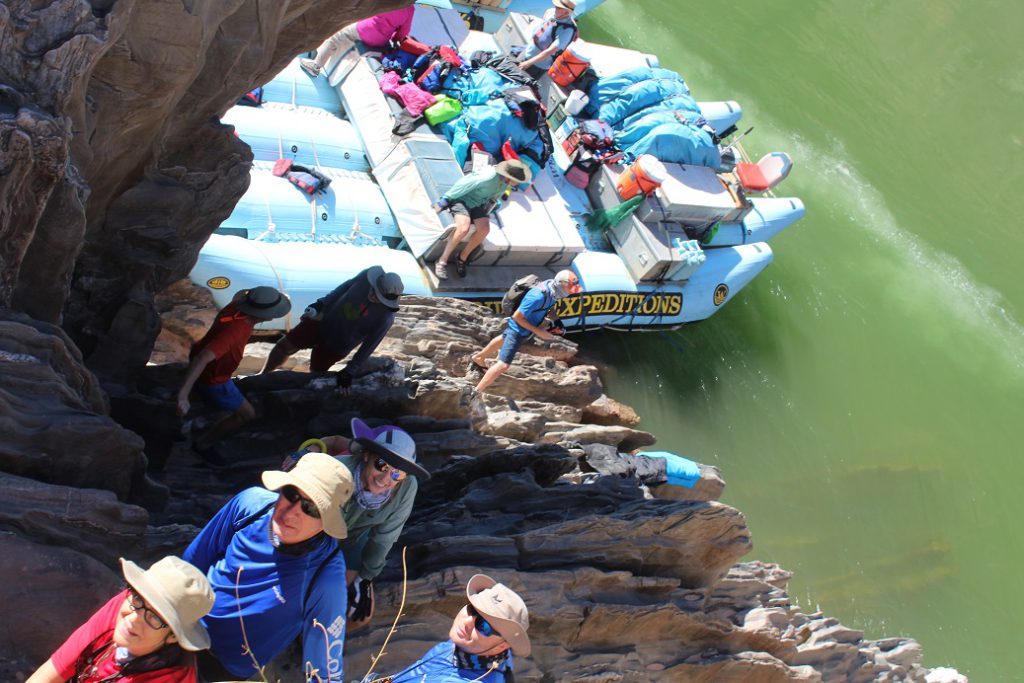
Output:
[467, 574, 531, 657]
[494, 159, 532, 185]
[553, 0, 576, 10]
[262, 452, 355, 539]
[120, 556, 214, 652]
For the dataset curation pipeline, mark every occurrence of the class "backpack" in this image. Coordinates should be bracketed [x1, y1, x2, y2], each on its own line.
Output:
[236, 86, 263, 107]
[275, 161, 332, 195]
[413, 46, 464, 93]
[501, 274, 542, 316]
[578, 119, 615, 149]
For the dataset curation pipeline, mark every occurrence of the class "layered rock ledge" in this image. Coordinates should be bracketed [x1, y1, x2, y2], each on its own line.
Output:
[0, 290, 965, 682]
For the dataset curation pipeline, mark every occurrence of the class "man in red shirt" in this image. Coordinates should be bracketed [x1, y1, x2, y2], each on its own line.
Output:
[177, 287, 291, 458]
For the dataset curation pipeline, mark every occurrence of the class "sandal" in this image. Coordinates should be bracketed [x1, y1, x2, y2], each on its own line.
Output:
[434, 260, 449, 280]
[455, 257, 467, 278]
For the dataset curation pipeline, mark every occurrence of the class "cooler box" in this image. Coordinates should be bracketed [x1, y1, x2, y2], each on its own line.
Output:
[607, 216, 689, 282]
[586, 163, 624, 211]
[655, 163, 747, 226]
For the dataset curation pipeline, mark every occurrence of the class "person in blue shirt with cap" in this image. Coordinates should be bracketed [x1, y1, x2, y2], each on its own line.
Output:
[375, 573, 531, 683]
[260, 266, 403, 389]
[472, 270, 582, 393]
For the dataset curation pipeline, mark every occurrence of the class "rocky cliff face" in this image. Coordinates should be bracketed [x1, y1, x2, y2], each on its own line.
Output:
[0, 290, 964, 681]
[1, 0, 408, 387]
[0, 2, 965, 680]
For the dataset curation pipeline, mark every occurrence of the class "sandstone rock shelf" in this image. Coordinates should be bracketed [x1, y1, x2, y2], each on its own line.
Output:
[0, 290, 965, 682]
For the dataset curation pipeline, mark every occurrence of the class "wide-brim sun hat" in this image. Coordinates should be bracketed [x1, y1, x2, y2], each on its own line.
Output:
[553, 0, 576, 11]
[351, 417, 431, 480]
[120, 556, 214, 652]
[365, 266, 404, 311]
[467, 573, 531, 657]
[262, 452, 355, 539]
[234, 286, 292, 319]
[495, 159, 532, 185]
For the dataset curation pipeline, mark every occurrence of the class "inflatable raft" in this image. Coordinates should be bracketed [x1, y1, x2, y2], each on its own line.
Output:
[193, 1, 805, 331]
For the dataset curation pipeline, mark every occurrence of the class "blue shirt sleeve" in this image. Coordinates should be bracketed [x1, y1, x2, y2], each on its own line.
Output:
[301, 552, 348, 683]
[183, 488, 266, 573]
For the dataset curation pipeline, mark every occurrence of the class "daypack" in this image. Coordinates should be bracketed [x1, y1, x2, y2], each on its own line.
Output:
[397, 36, 431, 56]
[380, 49, 418, 73]
[413, 45, 464, 93]
[236, 86, 263, 108]
[501, 274, 543, 316]
[579, 119, 615, 149]
[548, 46, 590, 88]
[274, 160, 332, 195]
[424, 94, 462, 126]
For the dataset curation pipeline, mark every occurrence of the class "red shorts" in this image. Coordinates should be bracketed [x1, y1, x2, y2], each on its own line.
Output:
[285, 319, 345, 372]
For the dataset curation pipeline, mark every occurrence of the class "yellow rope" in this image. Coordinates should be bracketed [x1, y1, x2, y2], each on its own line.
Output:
[362, 546, 409, 682]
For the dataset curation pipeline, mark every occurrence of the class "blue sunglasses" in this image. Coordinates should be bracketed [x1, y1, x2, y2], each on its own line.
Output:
[467, 603, 499, 638]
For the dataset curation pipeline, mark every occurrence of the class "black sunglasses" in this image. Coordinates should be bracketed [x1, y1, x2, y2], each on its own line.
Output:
[466, 603, 499, 638]
[280, 485, 321, 519]
[127, 589, 169, 630]
[372, 456, 405, 482]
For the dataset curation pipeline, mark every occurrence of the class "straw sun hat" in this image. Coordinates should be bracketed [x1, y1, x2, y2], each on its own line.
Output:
[119, 556, 214, 652]
[262, 451, 355, 539]
[467, 574, 531, 657]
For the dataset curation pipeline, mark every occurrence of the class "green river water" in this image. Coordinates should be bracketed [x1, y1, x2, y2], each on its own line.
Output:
[578, 1, 1024, 679]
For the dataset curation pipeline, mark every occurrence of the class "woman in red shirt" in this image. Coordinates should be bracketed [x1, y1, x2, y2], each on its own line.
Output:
[27, 556, 214, 683]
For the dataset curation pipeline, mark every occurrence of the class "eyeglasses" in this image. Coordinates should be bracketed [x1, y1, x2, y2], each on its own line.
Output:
[280, 485, 321, 519]
[127, 589, 169, 630]
[372, 457, 406, 482]
[466, 603, 500, 638]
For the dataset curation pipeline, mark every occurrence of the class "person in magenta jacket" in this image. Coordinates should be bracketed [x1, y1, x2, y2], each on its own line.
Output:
[300, 7, 415, 77]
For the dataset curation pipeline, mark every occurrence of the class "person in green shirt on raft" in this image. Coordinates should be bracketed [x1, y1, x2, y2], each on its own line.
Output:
[433, 160, 532, 280]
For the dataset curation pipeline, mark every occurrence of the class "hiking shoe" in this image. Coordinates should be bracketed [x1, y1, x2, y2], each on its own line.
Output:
[300, 58, 321, 77]
[455, 257, 467, 278]
[467, 361, 486, 377]
[434, 260, 449, 280]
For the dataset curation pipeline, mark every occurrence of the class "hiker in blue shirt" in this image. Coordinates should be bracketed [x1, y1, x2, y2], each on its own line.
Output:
[260, 266, 403, 389]
[375, 574, 531, 683]
[182, 453, 355, 683]
[472, 270, 583, 393]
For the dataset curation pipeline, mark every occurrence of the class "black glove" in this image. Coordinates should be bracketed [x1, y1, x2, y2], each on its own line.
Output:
[336, 368, 352, 388]
[347, 577, 374, 621]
